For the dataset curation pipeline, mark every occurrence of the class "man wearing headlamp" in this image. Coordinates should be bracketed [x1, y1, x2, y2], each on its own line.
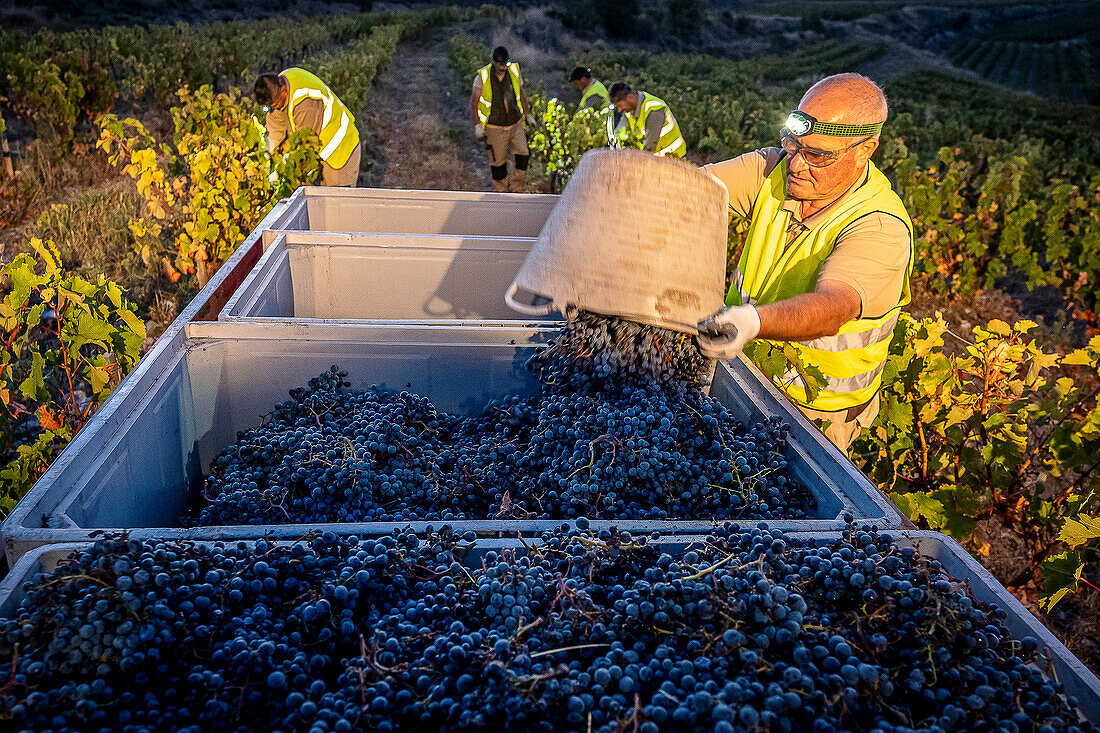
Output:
[697, 73, 913, 451]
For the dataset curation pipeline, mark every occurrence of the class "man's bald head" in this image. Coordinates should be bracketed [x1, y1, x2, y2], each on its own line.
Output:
[781, 73, 888, 205]
[799, 73, 888, 136]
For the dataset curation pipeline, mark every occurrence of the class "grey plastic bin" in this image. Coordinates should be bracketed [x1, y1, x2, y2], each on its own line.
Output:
[2, 531, 1096, 721]
[219, 231, 556, 325]
[1, 322, 899, 564]
[263, 187, 559, 237]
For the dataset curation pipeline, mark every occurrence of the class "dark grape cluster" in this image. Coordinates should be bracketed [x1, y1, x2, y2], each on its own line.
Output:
[524, 311, 713, 395]
[1, 522, 1092, 731]
[191, 313, 815, 525]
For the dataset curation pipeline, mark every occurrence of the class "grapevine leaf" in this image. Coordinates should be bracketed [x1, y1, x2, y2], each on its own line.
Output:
[29, 238, 62, 276]
[68, 310, 114, 350]
[781, 344, 826, 404]
[35, 406, 65, 431]
[1057, 514, 1100, 548]
[743, 341, 787, 381]
[1061, 349, 1094, 367]
[18, 352, 47, 404]
[86, 365, 111, 395]
[930, 485, 979, 541]
[944, 405, 972, 428]
[5, 255, 41, 310]
[116, 307, 146, 339]
[889, 491, 945, 527]
[1039, 551, 1085, 611]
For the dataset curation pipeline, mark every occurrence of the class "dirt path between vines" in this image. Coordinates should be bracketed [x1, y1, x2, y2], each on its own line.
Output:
[362, 31, 490, 192]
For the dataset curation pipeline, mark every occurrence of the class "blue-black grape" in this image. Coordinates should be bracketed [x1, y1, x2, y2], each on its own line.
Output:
[190, 312, 815, 525]
[0, 522, 1093, 731]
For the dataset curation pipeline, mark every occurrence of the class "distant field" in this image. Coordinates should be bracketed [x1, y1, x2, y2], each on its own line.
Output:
[946, 3, 1100, 105]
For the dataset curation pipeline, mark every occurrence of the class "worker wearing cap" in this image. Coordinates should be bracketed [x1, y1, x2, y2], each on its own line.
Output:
[606, 82, 686, 158]
[570, 67, 610, 111]
[254, 69, 361, 187]
[697, 73, 912, 452]
[471, 46, 533, 193]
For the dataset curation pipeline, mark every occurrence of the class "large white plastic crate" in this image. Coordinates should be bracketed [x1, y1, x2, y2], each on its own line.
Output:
[263, 186, 559, 237]
[2, 531, 1096, 721]
[1, 322, 900, 564]
[219, 231, 555, 325]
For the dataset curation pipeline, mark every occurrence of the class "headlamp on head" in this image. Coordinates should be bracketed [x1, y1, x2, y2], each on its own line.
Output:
[783, 110, 883, 138]
[785, 111, 813, 136]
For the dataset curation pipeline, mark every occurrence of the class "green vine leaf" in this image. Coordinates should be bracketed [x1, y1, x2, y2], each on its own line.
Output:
[1057, 514, 1100, 548]
[889, 491, 946, 527]
[1039, 551, 1085, 611]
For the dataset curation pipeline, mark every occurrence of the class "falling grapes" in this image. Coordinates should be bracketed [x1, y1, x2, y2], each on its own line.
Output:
[190, 312, 815, 525]
[0, 522, 1092, 731]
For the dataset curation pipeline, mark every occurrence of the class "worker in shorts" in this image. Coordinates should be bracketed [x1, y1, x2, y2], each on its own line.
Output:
[470, 46, 532, 193]
[696, 73, 913, 453]
[254, 69, 360, 187]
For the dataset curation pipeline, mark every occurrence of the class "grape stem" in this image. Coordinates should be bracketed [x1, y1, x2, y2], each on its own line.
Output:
[680, 552, 740, 581]
[528, 643, 610, 659]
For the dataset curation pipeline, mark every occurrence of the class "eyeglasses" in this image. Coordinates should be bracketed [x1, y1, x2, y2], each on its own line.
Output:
[780, 129, 871, 169]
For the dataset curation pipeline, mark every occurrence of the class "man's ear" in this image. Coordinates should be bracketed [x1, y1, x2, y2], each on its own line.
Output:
[856, 137, 879, 166]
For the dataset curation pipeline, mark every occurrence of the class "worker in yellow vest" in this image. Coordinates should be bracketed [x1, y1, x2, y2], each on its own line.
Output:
[470, 46, 532, 193]
[606, 82, 686, 158]
[254, 69, 361, 187]
[697, 73, 913, 452]
[570, 67, 609, 111]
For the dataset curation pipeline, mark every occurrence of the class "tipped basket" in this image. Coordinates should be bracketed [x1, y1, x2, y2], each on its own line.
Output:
[506, 148, 728, 333]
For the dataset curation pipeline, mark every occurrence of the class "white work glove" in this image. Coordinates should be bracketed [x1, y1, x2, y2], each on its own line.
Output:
[526, 113, 537, 127]
[474, 123, 485, 140]
[696, 304, 760, 361]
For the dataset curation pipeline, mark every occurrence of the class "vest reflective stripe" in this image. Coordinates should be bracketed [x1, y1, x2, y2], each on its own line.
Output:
[729, 158, 913, 412]
[799, 317, 898, 354]
[624, 92, 685, 158]
[320, 109, 352, 160]
[477, 62, 523, 125]
[579, 79, 609, 110]
[281, 68, 359, 169]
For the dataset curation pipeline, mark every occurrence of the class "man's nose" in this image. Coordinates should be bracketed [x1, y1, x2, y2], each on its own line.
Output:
[787, 149, 809, 173]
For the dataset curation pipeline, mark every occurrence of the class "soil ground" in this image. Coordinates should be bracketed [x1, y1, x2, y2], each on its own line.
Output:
[362, 30, 490, 192]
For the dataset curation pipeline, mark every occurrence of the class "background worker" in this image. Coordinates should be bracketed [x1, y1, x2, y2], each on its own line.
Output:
[254, 69, 360, 187]
[607, 82, 686, 158]
[570, 67, 610, 111]
[696, 73, 912, 452]
[471, 46, 532, 193]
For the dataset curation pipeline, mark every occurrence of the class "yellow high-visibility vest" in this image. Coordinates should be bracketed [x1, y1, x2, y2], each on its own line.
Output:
[476, 62, 523, 125]
[281, 68, 359, 168]
[579, 79, 609, 110]
[727, 158, 913, 412]
[621, 91, 686, 158]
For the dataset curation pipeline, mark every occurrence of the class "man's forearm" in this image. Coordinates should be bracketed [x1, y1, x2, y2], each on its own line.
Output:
[755, 289, 858, 341]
